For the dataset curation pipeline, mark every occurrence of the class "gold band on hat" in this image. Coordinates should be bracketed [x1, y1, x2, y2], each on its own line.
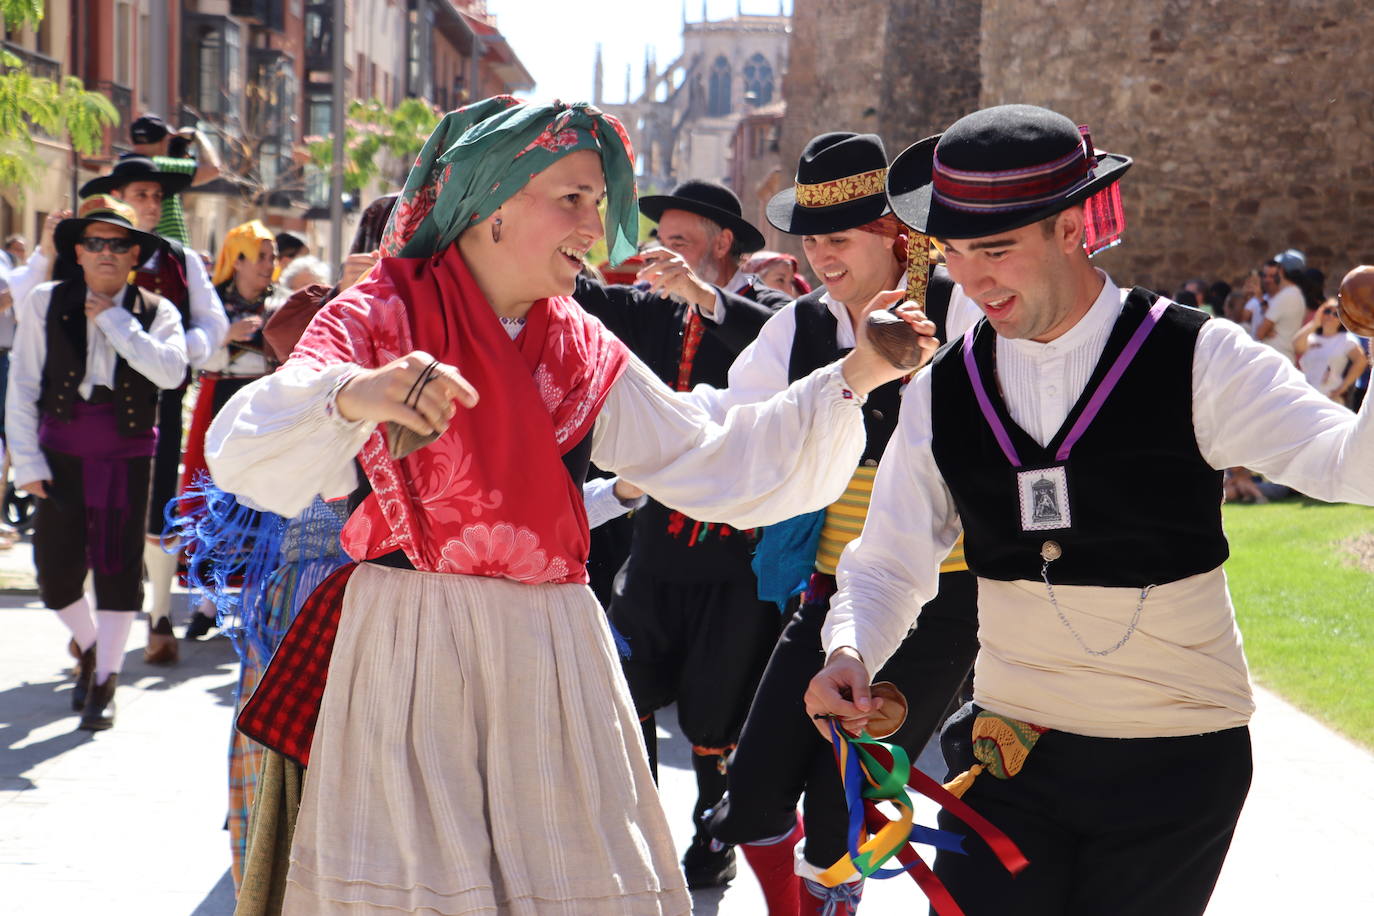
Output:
[794, 167, 887, 209]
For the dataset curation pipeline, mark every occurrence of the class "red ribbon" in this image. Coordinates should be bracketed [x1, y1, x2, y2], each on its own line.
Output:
[856, 741, 1029, 916]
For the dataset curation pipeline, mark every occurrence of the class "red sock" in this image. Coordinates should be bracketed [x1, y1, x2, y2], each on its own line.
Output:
[740, 812, 803, 916]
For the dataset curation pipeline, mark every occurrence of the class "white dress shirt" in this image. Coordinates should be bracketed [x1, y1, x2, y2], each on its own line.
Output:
[140, 246, 229, 370]
[689, 279, 983, 420]
[6, 282, 189, 486]
[823, 272, 1374, 738]
[204, 353, 866, 534]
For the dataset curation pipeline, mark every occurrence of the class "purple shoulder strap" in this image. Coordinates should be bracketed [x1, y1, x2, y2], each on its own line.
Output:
[962, 298, 1172, 468]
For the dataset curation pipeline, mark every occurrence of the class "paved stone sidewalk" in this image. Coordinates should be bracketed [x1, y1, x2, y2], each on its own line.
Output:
[1, 580, 1371, 914]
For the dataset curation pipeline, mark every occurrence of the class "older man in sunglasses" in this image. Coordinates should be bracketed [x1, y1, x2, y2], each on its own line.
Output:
[5, 196, 188, 730]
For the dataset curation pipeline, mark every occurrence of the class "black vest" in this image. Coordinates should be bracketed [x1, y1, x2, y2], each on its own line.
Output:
[40, 281, 162, 437]
[787, 268, 956, 464]
[929, 289, 1228, 587]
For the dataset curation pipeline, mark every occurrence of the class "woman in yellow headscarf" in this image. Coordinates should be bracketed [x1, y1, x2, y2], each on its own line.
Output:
[174, 220, 281, 639]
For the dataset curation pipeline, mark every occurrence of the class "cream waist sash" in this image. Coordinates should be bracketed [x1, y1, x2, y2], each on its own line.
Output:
[973, 565, 1254, 739]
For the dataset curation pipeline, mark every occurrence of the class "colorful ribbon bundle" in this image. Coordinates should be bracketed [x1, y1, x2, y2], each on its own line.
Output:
[819, 719, 1029, 915]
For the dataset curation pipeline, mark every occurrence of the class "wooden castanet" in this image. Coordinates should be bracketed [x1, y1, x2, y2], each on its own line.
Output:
[865, 681, 910, 739]
[1338, 265, 1374, 337]
[863, 228, 934, 371]
[865, 308, 928, 370]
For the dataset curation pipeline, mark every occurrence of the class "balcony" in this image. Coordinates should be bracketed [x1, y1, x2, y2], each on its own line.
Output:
[96, 80, 133, 154]
[1, 42, 60, 82]
[231, 0, 285, 31]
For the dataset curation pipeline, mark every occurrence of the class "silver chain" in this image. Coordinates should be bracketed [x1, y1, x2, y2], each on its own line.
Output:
[1040, 561, 1154, 657]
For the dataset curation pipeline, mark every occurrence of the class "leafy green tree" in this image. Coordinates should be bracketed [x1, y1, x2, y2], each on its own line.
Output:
[0, 3, 120, 193]
[307, 98, 442, 196]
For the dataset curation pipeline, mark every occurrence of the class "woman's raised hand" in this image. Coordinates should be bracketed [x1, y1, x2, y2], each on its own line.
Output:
[335, 350, 479, 436]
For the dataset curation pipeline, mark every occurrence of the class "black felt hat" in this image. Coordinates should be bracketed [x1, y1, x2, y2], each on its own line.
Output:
[639, 180, 766, 253]
[80, 154, 193, 198]
[766, 132, 890, 235]
[130, 113, 170, 145]
[887, 104, 1132, 240]
[54, 195, 162, 264]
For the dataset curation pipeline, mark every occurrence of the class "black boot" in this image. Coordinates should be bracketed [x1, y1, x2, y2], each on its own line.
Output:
[69, 640, 95, 712]
[639, 714, 659, 783]
[79, 673, 118, 731]
[184, 609, 216, 641]
[682, 750, 736, 888]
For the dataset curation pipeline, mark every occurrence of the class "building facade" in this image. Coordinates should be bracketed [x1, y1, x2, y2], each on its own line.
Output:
[602, 8, 790, 194]
[1, 0, 532, 258]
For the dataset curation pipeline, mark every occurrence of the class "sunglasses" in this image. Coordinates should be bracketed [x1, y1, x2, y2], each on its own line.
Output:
[1322, 308, 1339, 316]
[80, 236, 137, 254]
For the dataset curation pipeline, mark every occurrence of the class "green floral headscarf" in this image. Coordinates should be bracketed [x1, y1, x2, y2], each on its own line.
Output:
[378, 96, 639, 266]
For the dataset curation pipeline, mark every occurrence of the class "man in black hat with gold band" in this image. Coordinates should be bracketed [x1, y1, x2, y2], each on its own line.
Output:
[807, 103, 1374, 914]
[573, 179, 790, 888]
[698, 131, 982, 916]
[80, 155, 229, 664]
[6, 196, 189, 731]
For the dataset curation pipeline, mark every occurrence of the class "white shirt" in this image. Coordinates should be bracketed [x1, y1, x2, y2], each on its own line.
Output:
[7, 282, 189, 486]
[141, 246, 229, 370]
[1298, 330, 1361, 394]
[688, 279, 984, 420]
[1261, 284, 1306, 361]
[822, 272, 1374, 738]
[4, 248, 50, 312]
[701, 268, 756, 325]
[203, 352, 866, 534]
[581, 476, 645, 529]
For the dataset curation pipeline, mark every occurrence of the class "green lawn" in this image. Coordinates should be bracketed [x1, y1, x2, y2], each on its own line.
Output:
[1223, 500, 1374, 748]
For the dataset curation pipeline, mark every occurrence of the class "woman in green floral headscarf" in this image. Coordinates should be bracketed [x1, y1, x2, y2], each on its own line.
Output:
[206, 96, 910, 915]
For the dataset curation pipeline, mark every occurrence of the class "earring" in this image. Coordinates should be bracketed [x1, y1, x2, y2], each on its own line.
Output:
[491, 217, 502, 244]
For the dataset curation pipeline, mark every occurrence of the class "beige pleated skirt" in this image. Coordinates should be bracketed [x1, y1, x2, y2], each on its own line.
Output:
[281, 564, 691, 915]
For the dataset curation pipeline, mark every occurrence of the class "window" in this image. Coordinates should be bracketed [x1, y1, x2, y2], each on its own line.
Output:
[183, 16, 242, 122]
[742, 53, 774, 106]
[707, 56, 731, 116]
[308, 92, 332, 137]
[305, 3, 331, 67]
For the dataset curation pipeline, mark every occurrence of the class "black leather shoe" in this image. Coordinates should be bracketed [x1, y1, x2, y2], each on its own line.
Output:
[682, 835, 736, 889]
[69, 640, 96, 712]
[183, 610, 216, 641]
[79, 673, 117, 731]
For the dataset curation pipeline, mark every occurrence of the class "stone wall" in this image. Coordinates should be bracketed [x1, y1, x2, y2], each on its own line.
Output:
[880, 0, 983, 155]
[782, 0, 1374, 293]
[978, 0, 1374, 292]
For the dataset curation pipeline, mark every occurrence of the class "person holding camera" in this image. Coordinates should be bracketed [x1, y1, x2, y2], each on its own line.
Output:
[129, 113, 224, 246]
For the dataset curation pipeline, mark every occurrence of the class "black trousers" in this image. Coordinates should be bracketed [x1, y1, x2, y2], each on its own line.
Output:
[146, 386, 185, 535]
[610, 567, 784, 750]
[34, 448, 151, 611]
[934, 704, 1252, 916]
[711, 570, 979, 868]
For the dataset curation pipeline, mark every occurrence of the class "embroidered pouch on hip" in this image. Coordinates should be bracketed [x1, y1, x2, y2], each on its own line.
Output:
[944, 711, 1051, 798]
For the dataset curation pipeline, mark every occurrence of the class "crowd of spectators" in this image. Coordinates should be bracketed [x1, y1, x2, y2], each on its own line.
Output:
[1186, 248, 1369, 502]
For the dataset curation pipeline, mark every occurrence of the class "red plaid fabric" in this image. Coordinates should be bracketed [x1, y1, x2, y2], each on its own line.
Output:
[235, 562, 359, 767]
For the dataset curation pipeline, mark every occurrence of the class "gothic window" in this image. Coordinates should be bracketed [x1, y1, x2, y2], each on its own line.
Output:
[743, 53, 774, 105]
[708, 56, 732, 116]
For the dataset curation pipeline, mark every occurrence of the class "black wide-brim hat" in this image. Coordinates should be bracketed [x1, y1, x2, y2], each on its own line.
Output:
[767, 132, 891, 235]
[639, 179, 766, 252]
[887, 104, 1132, 240]
[80, 153, 193, 198]
[54, 195, 162, 264]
